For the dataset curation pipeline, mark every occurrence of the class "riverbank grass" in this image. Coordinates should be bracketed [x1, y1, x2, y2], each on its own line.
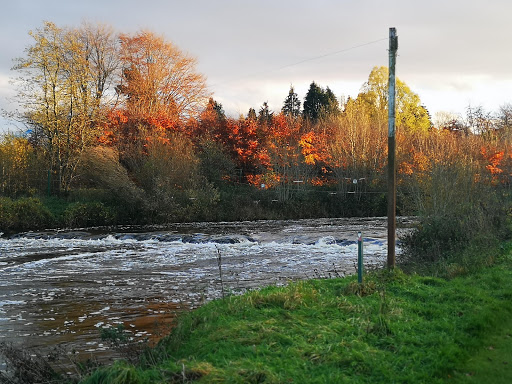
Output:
[82, 254, 512, 383]
[449, 318, 512, 383]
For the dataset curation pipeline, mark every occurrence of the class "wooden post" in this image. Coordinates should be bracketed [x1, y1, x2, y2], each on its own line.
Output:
[387, 27, 398, 269]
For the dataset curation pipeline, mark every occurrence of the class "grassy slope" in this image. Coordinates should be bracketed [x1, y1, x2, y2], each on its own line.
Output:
[449, 319, 512, 383]
[82, 255, 512, 384]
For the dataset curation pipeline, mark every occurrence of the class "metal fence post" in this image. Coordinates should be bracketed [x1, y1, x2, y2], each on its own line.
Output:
[358, 232, 363, 284]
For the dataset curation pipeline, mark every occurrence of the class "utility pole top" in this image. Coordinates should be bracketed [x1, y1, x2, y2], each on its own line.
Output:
[389, 27, 398, 51]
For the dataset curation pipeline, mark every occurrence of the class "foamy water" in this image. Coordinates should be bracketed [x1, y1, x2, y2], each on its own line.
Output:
[0, 217, 407, 362]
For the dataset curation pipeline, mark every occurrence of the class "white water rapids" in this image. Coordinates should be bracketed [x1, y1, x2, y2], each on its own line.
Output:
[0, 217, 409, 364]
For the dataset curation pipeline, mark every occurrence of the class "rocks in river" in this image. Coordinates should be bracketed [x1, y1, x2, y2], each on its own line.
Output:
[111, 232, 255, 244]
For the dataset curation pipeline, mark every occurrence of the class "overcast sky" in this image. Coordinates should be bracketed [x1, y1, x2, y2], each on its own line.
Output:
[1, 0, 511, 132]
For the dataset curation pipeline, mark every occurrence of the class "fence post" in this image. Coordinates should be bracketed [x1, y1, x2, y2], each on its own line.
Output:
[358, 232, 363, 284]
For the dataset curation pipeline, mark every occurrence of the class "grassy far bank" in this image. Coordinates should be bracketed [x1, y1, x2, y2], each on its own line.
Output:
[79, 250, 512, 384]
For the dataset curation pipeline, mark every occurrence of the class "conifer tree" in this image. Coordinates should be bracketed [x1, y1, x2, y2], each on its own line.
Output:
[281, 86, 301, 118]
[303, 82, 324, 121]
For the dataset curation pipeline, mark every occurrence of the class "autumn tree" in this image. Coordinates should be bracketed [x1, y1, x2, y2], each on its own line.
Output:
[465, 105, 497, 137]
[77, 146, 143, 206]
[102, 30, 211, 172]
[263, 114, 304, 200]
[135, 133, 219, 221]
[433, 111, 460, 130]
[189, 99, 235, 185]
[117, 30, 209, 121]
[13, 21, 120, 192]
[497, 103, 512, 144]
[357, 66, 431, 133]
[0, 135, 44, 196]
[327, 98, 387, 194]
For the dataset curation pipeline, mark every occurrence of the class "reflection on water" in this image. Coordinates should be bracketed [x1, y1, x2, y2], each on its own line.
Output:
[0, 217, 409, 364]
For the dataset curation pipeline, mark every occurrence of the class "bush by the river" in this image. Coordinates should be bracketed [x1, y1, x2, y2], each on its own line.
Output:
[63, 201, 116, 228]
[0, 197, 53, 232]
[399, 161, 511, 276]
[0, 182, 390, 234]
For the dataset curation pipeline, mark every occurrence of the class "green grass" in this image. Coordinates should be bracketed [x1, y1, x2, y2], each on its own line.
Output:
[80, 255, 512, 384]
[448, 319, 512, 383]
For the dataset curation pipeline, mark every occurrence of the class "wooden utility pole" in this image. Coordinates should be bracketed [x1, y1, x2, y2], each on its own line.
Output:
[387, 27, 398, 269]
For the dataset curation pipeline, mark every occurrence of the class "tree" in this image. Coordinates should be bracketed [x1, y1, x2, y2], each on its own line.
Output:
[77, 146, 143, 205]
[465, 105, 496, 136]
[247, 108, 257, 121]
[197, 136, 235, 186]
[135, 133, 219, 221]
[497, 103, 512, 144]
[264, 114, 305, 200]
[328, 98, 387, 191]
[0, 135, 43, 196]
[357, 66, 431, 133]
[303, 82, 324, 122]
[12, 21, 120, 192]
[258, 102, 273, 127]
[117, 30, 210, 122]
[281, 86, 301, 118]
[323, 87, 341, 117]
[303, 82, 340, 122]
[433, 111, 460, 130]
[211, 98, 226, 121]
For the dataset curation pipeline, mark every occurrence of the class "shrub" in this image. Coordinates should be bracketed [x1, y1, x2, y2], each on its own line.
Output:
[0, 197, 53, 232]
[63, 201, 116, 228]
[76, 146, 144, 206]
[399, 160, 508, 274]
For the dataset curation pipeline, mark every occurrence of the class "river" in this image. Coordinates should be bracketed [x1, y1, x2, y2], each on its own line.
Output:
[0, 217, 409, 368]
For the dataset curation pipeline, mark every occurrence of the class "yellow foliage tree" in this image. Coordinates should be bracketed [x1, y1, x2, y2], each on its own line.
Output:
[13, 21, 120, 192]
[357, 66, 431, 134]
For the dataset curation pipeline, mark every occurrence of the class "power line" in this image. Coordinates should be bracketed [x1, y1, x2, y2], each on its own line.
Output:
[210, 37, 388, 88]
[276, 37, 388, 71]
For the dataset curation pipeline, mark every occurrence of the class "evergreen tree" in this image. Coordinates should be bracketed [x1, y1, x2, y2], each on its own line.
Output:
[303, 82, 324, 122]
[303, 82, 339, 121]
[247, 107, 257, 120]
[281, 86, 301, 118]
[212, 98, 226, 120]
[258, 102, 273, 126]
[205, 98, 226, 121]
[322, 87, 340, 117]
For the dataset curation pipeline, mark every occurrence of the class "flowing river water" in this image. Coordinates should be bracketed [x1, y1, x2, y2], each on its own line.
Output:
[0, 217, 410, 368]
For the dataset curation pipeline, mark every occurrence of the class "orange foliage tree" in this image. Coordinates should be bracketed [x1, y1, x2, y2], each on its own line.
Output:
[117, 30, 209, 121]
[99, 31, 210, 172]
